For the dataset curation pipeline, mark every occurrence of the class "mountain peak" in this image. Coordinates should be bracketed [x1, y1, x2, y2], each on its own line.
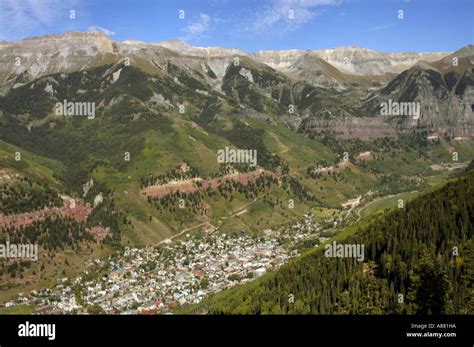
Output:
[412, 60, 437, 71]
[21, 31, 111, 43]
[452, 44, 474, 59]
[154, 39, 245, 57]
[154, 39, 193, 51]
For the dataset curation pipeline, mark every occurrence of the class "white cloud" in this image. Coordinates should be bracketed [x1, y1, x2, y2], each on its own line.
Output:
[186, 13, 211, 35]
[181, 13, 213, 41]
[88, 25, 116, 37]
[249, 0, 341, 33]
[0, 0, 79, 41]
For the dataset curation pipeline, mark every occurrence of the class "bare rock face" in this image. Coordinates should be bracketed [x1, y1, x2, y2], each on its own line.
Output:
[252, 46, 450, 76]
[0, 31, 470, 139]
[1, 31, 448, 93]
[311, 46, 449, 76]
[154, 39, 245, 58]
[251, 46, 451, 92]
[360, 46, 474, 138]
[251, 50, 305, 71]
[300, 115, 397, 139]
[0, 33, 245, 95]
[283, 53, 353, 90]
[0, 32, 118, 92]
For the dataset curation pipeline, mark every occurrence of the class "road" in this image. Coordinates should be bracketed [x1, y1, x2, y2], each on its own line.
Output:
[154, 198, 258, 246]
[154, 222, 208, 247]
[352, 190, 418, 225]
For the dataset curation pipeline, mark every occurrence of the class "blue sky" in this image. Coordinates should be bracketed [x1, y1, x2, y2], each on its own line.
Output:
[0, 0, 472, 52]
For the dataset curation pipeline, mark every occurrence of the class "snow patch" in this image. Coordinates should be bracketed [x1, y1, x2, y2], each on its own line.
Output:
[150, 93, 173, 109]
[196, 89, 209, 96]
[82, 179, 94, 197]
[207, 59, 229, 80]
[44, 83, 54, 95]
[12, 83, 26, 89]
[112, 68, 122, 83]
[93, 193, 103, 208]
[173, 76, 183, 86]
[239, 68, 254, 83]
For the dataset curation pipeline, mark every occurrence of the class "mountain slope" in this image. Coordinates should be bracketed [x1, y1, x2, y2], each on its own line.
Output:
[1, 32, 470, 138]
[182, 169, 474, 314]
[252, 46, 449, 76]
[311, 46, 449, 75]
[360, 46, 474, 137]
[1, 32, 473, 250]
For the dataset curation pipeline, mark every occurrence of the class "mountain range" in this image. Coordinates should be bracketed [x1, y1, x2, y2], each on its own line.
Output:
[0, 32, 473, 312]
[0, 32, 472, 138]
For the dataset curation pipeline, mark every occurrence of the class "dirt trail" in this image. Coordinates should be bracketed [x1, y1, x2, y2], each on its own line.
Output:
[154, 222, 209, 247]
[353, 190, 418, 225]
[154, 198, 258, 246]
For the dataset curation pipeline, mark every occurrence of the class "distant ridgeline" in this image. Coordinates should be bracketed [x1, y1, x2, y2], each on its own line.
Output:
[183, 169, 474, 314]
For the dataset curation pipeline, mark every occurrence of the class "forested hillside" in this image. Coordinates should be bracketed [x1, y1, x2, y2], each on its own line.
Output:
[0, 178, 62, 215]
[184, 170, 474, 314]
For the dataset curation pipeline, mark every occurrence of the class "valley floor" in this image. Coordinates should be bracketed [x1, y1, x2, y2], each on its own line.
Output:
[2, 169, 459, 314]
